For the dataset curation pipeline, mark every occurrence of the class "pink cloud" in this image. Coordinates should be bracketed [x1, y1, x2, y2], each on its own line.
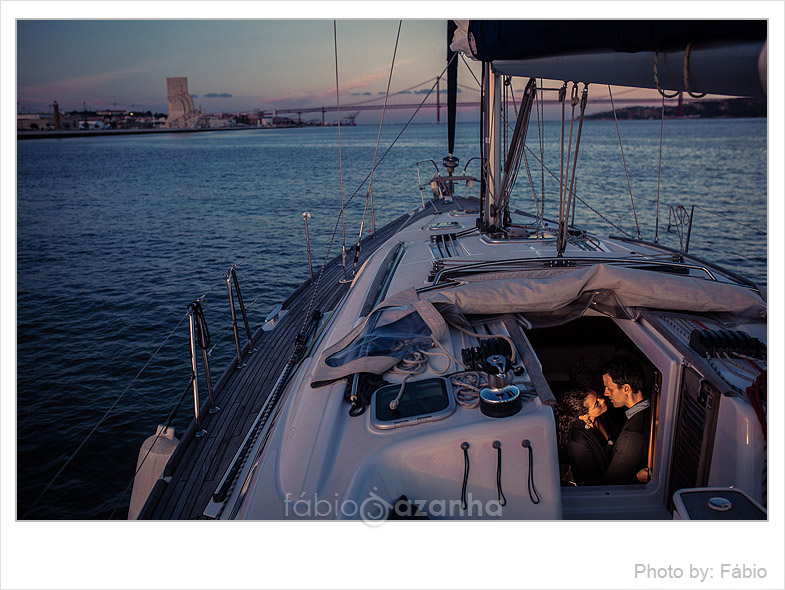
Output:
[18, 66, 152, 106]
[262, 59, 417, 106]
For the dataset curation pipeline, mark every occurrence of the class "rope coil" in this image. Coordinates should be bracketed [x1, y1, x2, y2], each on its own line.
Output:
[654, 44, 708, 99]
[683, 43, 707, 98]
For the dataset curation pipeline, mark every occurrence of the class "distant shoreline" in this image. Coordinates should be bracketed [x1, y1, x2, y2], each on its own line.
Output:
[17, 106, 767, 140]
[586, 98, 766, 121]
[16, 125, 284, 140]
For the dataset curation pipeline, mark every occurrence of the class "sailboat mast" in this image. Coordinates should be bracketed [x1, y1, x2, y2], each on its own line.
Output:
[446, 20, 458, 159]
[444, 21, 460, 181]
[482, 66, 503, 231]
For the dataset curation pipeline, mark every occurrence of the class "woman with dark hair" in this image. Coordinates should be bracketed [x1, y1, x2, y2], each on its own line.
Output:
[557, 388, 612, 484]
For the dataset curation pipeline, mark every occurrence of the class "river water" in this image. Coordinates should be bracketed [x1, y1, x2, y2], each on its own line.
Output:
[16, 118, 767, 519]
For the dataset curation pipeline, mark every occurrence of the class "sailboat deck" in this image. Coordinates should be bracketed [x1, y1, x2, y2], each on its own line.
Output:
[139, 197, 468, 519]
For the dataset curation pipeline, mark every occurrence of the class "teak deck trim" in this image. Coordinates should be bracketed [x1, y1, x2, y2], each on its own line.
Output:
[138, 198, 466, 519]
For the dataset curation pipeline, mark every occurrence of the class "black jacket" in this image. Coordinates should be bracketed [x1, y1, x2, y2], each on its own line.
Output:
[565, 422, 610, 483]
[588, 406, 651, 485]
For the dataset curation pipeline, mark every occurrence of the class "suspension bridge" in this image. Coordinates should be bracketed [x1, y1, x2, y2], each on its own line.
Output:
[261, 96, 688, 124]
[258, 77, 687, 124]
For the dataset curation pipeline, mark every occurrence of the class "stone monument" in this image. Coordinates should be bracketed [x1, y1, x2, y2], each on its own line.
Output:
[164, 77, 203, 128]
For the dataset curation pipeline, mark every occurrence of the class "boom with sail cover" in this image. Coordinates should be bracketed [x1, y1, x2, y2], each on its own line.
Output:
[453, 20, 767, 98]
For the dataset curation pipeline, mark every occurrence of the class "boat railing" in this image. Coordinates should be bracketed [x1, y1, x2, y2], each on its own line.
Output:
[224, 264, 256, 369]
[415, 159, 478, 205]
[429, 255, 723, 286]
[182, 263, 259, 437]
[186, 299, 218, 437]
[607, 235, 762, 293]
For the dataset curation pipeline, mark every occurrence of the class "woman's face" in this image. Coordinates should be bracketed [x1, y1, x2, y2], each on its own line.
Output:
[582, 390, 607, 419]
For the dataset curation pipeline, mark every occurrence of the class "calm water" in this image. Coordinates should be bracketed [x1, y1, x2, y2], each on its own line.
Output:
[16, 119, 767, 519]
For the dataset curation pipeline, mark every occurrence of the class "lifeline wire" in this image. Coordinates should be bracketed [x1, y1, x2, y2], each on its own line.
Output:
[108, 376, 193, 519]
[609, 85, 641, 239]
[655, 94, 665, 243]
[365, 20, 402, 237]
[523, 144, 634, 239]
[333, 21, 347, 276]
[22, 311, 190, 518]
[297, 55, 456, 337]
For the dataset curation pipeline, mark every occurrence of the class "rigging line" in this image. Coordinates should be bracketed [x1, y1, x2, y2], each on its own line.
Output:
[655, 95, 665, 243]
[690, 204, 766, 236]
[460, 53, 482, 89]
[499, 79, 536, 221]
[22, 311, 190, 519]
[505, 81, 540, 216]
[523, 144, 635, 239]
[521, 150, 542, 218]
[334, 21, 347, 276]
[297, 59, 451, 337]
[341, 77, 439, 107]
[367, 20, 402, 236]
[609, 85, 642, 239]
[506, 81, 511, 159]
[564, 84, 589, 250]
[108, 376, 193, 519]
[558, 82, 567, 244]
[537, 79, 546, 223]
[457, 82, 481, 92]
[558, 83, 579, 256]
[690, 241, 765, 265]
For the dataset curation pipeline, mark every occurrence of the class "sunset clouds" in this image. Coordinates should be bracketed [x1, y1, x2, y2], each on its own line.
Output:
[17, 20, 446, 115]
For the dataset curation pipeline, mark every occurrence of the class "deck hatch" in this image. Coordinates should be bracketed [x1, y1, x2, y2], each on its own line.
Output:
[371, 377, 455, 429]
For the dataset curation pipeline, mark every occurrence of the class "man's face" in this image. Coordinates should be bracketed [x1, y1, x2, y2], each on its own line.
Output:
[602, 373, 627, 408]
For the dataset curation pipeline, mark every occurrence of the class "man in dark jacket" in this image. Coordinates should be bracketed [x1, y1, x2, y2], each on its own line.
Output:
[588, 356, 651, 485]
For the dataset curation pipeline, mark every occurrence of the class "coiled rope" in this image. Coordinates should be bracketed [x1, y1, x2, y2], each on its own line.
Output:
[683, 43, 707, 98]
[653, 49, 680, 99]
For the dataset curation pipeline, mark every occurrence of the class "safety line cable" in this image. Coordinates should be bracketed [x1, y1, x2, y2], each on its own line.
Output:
[296, 56, 454, 338]
[655, 95, 665, 243]
[366, 20, 402, 237]
[523, 144, 635, 239]
[691, 205, 766, 236]
[537, 79, 546, 223]
[560, 83, 589, 256]
[108, 376, 193, 519]
[526, 135, 764, 241]
[609, 85, 641, 239]
[22, 311, 190, 519]
[333, 21, 347, 276]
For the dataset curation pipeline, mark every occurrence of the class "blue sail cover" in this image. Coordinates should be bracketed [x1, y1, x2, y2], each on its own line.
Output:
[467, 20, 767, 61]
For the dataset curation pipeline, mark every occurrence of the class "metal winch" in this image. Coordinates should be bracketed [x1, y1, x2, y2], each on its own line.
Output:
[479, 354, 522, 418]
